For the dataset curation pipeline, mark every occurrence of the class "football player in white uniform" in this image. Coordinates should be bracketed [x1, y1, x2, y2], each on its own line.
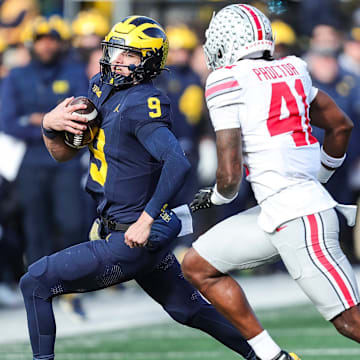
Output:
[182, 4, 360, 360]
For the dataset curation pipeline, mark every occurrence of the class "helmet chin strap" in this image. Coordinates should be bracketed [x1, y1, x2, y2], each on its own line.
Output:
[110, 63, 144, 87]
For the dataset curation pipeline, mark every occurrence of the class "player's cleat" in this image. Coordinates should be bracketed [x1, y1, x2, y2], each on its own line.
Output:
[274, 351, 301, 360]
[287, 353, 301, 360]
[256, 351, 301, 360]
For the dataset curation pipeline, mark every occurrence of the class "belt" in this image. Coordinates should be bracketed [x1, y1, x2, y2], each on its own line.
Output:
[101, 217, 133, 232]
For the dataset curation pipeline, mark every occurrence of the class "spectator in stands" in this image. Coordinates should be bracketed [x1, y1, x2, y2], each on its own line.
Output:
[339, 27, 360, 77]
[309, 23, 343, 55]
[0, 37, 24, 307]
[296, 0, 344, 37]
[71, 9, 109, 64]
[271, 20, 297, 58]
[0, 16, 89, 317]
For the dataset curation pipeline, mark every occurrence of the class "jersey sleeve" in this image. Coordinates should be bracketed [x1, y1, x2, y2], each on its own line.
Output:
[123, 87, 171, 136]
[205, 69, 243, 131]
[291, 56, 318, 103]
[209, 104, 241, 131]
[205, 69, 242, 110]
[308, 86, 318, 103]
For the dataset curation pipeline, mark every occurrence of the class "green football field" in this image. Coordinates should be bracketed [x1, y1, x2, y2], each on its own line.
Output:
[1, 304, 359, 360]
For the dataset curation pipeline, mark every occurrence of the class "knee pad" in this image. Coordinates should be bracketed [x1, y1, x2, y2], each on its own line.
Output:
[24, 256, 56, 299]
[54, 243, 99, 281]
[25, 244, 100, 297]
[20, 271, 51, 300]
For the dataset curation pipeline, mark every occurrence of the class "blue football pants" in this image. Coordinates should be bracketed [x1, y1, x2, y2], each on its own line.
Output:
[20, 229, 255, 360]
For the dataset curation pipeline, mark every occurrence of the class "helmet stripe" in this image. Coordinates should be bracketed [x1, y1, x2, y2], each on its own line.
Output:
[123, 16, 139, 25]
[238, 4, 263, 41]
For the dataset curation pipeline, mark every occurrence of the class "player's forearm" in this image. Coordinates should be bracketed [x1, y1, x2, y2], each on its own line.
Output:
[216, 165, 242, 198]
[310, 90, 353, 159]
[215, 128, 242, 198]
[43, 134, 79, 162]
[322, 120, 353, 160]
[41, 97, 88, 162]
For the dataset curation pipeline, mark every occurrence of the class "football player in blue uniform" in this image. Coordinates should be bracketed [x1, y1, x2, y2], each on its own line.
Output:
[19, 16, 256, 360]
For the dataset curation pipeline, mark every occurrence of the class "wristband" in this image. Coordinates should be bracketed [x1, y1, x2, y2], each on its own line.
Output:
[317, 163, 335, 184]
[41, 117, 61, 139]
[320, 146, 346, 169]
[42, 127, 61, 139]
[211, 184, 238, 205]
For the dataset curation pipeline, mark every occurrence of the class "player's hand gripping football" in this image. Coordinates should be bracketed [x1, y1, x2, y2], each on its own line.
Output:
[190, 187, 214, 212]
[42, 97, 88, 135]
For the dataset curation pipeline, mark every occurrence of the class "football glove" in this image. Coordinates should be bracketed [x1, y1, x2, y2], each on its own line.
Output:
[88, 218, 102, 241]
[190, 187, 213, 212]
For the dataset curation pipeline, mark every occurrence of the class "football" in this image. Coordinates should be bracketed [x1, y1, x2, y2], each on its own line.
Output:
[64, 96, 100, 149]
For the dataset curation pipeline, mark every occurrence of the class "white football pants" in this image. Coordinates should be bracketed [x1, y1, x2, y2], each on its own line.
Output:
[193, 206, 359, 320]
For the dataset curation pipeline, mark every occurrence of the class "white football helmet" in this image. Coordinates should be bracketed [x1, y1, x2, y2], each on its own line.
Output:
[203, 4, 274, 70]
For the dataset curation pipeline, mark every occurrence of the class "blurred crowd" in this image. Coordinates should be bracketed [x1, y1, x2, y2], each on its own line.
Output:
[0, 0, 360, 310]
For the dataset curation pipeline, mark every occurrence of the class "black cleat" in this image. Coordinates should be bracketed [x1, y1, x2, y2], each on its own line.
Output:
[274, 350, 301, 360]
[256, 350, 301, 360]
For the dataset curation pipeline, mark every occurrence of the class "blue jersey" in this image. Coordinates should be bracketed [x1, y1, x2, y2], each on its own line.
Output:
[154, 65, 203, 158]
[86, 74, 172, 223]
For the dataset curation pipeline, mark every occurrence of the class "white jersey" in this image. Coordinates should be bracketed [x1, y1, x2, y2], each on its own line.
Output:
[205, 55, 337, 232]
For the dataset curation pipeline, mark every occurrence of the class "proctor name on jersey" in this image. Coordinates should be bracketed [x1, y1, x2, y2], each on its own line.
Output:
[252, 63, 300, 82]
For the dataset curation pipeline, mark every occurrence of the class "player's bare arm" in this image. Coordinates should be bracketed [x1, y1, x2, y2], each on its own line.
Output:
[42, 134, 76, 162]
[215, 128, 243, 198]
[42, 97, 88, 162]
[310, 89, 353, 163]
[190, 128, 242, 212]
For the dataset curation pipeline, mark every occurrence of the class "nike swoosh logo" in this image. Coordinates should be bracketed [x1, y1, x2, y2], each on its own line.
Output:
[276, 225, 287, 232]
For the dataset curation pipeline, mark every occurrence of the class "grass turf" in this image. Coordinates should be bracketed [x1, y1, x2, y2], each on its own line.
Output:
[1, 304, 359, 360]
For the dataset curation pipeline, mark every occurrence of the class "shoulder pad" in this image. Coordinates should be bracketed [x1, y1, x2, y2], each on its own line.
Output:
[288, 55, 309, 72]
[127, 83, 170, 107]
[123, 83, 171, 131]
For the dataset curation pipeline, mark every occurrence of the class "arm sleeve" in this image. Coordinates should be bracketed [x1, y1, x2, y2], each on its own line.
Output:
[136, 123, 191, 218]
[0, 72, 41, 140]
